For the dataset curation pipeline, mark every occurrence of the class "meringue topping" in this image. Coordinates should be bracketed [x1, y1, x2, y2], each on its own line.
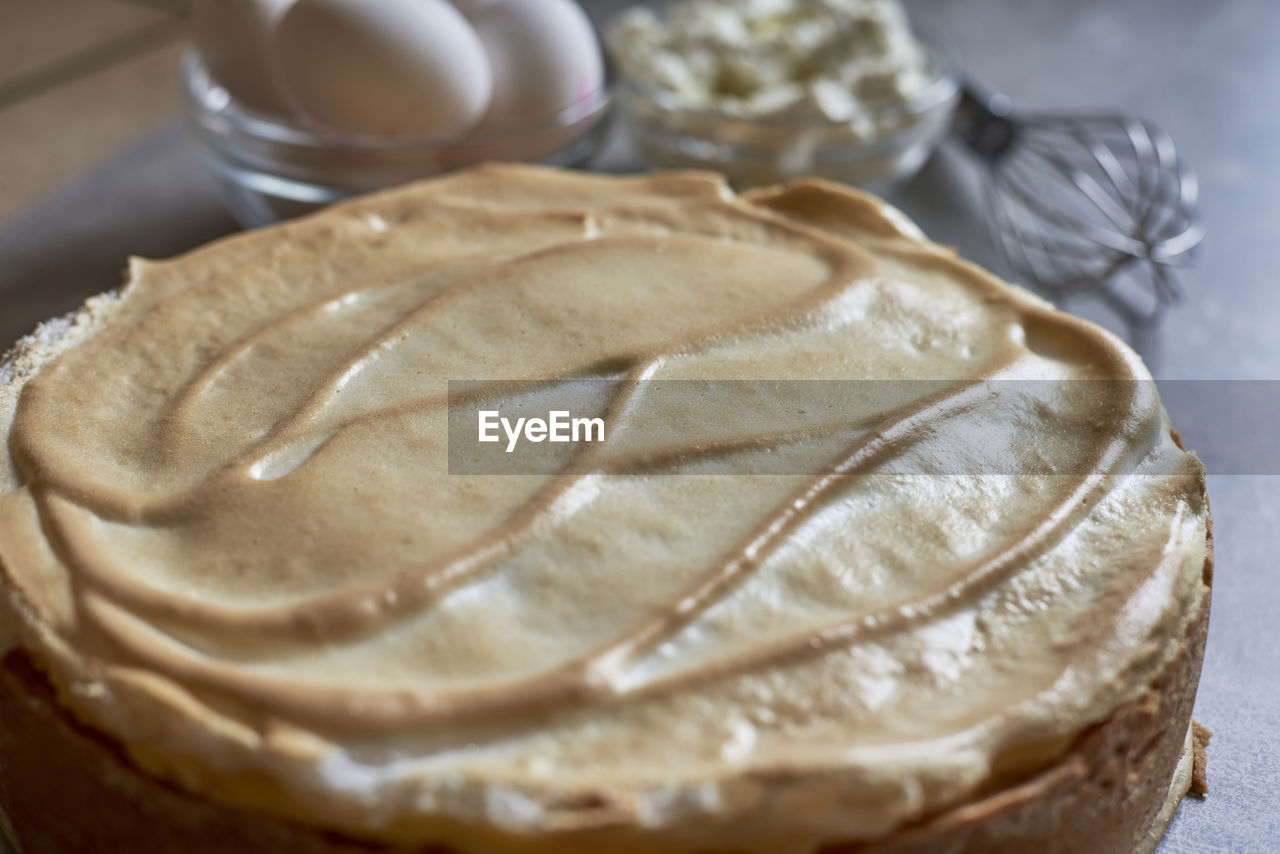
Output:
[0, 165, 1208, 853]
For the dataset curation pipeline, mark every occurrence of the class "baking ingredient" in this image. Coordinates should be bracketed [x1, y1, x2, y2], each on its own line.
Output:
[609, 0, 934, 123]
[192, 0, 296, 115]
[274, 0, 493, 137]
[468, 0, 604, 133]
[446, 0, 500, 12]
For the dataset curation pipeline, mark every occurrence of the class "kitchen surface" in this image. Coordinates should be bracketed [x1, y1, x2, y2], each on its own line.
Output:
[0, 0, 1277, 850]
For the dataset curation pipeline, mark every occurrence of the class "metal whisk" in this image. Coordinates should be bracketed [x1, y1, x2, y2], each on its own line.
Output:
[955, 86, 1204, 335]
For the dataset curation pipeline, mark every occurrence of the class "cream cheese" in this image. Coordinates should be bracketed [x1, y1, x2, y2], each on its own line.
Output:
[609, 0, 934, 126]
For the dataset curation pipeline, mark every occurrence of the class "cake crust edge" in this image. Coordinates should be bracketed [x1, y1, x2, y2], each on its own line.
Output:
[0, 536, 1210, 854]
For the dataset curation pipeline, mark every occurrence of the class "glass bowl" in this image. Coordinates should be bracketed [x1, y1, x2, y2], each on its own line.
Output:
[612, 47, 958, 192]
[179, 51, 614, 228]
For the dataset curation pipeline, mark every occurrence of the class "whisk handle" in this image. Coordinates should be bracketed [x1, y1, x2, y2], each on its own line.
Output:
[956, 83, 1018, 162]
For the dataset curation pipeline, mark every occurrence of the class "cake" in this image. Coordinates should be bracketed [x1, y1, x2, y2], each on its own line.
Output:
[0, 165, 1211, 853]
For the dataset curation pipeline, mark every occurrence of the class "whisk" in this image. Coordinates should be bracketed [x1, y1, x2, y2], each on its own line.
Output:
[954, 85, 1204, 335]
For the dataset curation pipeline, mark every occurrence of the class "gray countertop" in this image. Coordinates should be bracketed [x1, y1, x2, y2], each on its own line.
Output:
[0, 0, 1276, 851]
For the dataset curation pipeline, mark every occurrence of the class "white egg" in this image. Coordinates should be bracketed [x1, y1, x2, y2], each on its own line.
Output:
[468, 0, 604, 133]
[446, 0, 500, 13]
[274, 0, 492, 137]
[192, 0, 296, 115]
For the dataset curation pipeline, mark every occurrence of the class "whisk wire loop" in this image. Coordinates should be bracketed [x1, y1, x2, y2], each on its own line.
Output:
[957, 88, 1203, 333]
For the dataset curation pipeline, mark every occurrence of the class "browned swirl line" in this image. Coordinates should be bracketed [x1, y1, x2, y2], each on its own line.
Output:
[159, 197, 600, 422]
[600, 413, 878, 475]
[120, 350, 1157, 732]
[22, 259, 559, 524]
[15, 176, 1161, 733]
[622, 450, 1144, 700]
[162, 277, 425, 431]
[592, 307, 1157, 696]
[12, 211, 595, 525]
[241, 280, 491, 467]
[11, 279, 437, 525]
[83, 591, 604, 729]
[70, 355, 1153, 733]
[30, 379, 873, 653]
[18, 222, 856, 527]
[628, 472, 1126, 701]
[231, 227, 869, 477]
[40, 230, 874, 646]
[56, 357, 1043, 731]
[580, 369, 1020, 685]
[86, 384, 1138, 730]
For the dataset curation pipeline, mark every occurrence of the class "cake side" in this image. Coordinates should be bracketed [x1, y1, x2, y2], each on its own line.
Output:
[0, 573, 1209, 854]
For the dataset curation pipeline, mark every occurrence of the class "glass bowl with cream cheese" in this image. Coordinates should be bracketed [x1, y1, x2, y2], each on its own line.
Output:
[609, 0, 958, 189]
[179, 50, 613, 228]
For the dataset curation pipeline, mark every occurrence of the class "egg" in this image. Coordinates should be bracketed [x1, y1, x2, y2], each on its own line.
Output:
[192, 0, 296, 115]
[467, 0, 604, 134]
[446, 0, 500, 13]
[274, 0, 492, 137]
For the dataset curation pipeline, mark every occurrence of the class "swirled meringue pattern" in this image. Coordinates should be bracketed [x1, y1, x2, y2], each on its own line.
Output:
[0, 166, 1207, 853]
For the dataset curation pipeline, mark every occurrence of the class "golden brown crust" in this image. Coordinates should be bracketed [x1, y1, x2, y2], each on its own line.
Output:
[0, 648, 442, 854]
[0, 555, 1211, 854]
[832, 553, 1211, 854]
[1191, 721, 1212, 796]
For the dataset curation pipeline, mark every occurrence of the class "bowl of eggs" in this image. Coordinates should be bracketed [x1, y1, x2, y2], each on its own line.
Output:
[182, 0, 612, 227]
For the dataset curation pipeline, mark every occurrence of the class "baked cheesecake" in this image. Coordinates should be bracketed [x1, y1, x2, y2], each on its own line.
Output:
[0, 165, 1211, 853]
